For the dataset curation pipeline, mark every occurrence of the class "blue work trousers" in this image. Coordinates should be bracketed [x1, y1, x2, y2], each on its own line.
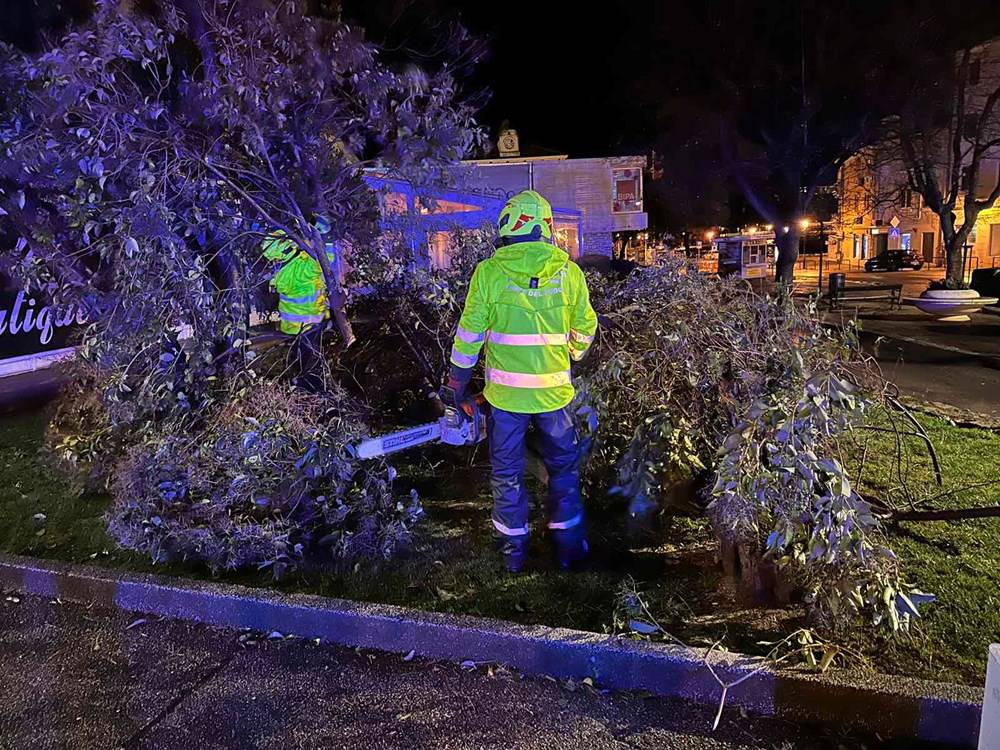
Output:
[488, 405, 584, 539]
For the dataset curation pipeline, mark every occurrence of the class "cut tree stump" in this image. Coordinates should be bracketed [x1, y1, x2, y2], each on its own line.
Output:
[718, 539, 794, 606]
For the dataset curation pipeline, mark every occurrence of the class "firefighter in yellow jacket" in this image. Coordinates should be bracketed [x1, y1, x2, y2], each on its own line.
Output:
[444, 190, 598, 572]
[261, 221, 338, 391]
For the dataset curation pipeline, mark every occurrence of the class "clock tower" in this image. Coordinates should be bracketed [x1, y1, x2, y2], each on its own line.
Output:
[498, 129, 520, 158]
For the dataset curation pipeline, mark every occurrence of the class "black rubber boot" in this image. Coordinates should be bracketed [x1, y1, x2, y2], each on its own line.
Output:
[497, 535, 529, 573]
[552, 527, 589, 571]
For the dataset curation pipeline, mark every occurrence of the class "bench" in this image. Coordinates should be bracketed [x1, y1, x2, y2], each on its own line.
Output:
[828, 282, 903, 310]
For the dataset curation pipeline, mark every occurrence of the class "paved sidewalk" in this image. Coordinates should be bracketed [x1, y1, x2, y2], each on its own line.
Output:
[816, 301, 1000, 425]
[0, 593, 907, 750]
[850, 308, 1000, 361]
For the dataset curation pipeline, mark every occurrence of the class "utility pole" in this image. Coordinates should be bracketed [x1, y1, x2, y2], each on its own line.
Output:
[817, 220, 826, 295]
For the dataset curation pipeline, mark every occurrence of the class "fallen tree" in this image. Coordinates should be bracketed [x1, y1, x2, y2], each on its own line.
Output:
[1, 0, 481, 574]
[570, 259, 932, 631]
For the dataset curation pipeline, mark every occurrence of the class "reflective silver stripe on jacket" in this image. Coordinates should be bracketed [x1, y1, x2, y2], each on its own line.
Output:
[450, 348, 478, 367]
[456, 326, 486, 344]
[488, 332, 570, 346]
[282, 312, 325, 324]
[280, 292, 322, 305]
[486, 368, 571, 389]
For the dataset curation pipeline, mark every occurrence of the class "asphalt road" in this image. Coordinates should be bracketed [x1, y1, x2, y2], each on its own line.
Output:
[0, 592, 927, 750]
[792, 263, 1000, 422]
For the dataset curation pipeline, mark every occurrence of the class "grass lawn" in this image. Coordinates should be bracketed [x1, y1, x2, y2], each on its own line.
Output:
[0, 404, 997, 686]
[847, 411, 1000, 686]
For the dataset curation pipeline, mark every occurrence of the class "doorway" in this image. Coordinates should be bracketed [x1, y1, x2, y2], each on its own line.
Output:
[922, 232, 935, 263]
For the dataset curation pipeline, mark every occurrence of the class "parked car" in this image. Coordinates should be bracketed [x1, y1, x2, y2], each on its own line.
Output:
[864, 250, 924, 272]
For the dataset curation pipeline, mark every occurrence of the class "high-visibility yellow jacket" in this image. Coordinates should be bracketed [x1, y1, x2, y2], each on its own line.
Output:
[262, 233, 337, 335]
[450, 241, 598, 414]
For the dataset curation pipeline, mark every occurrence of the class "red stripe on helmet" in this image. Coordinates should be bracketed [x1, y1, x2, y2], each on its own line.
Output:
[509, 213, 534, 232]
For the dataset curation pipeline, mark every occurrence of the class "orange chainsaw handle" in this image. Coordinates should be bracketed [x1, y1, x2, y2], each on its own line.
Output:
[460, 393, 487, 418]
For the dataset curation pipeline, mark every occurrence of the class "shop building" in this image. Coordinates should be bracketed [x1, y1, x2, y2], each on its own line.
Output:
[453, 130, 648, 259]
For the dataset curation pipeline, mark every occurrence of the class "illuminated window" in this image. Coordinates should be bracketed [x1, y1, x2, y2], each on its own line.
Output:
[428, 231, 451, 269]
[553, 221, 580, 257]
[612, 168, 643, 213]
[383, 192, 408, 215]
[742, 242, 766, 265]
[415, 197, 480, 215]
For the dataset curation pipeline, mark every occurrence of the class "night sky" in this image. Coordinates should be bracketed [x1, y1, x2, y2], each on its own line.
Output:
[7, 0, 1000, 228]
[343, 0, 658, 158]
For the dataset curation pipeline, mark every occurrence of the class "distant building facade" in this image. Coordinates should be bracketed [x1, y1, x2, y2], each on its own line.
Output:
[365, 173, 583, 269]
[452, 131, 648, 259]
[833, 38, 1000, 271]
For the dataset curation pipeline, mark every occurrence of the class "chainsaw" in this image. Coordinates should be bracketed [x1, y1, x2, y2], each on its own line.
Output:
[352, 388, 487, 460]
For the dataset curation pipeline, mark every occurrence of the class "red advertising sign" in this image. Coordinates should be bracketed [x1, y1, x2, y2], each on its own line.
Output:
[613, 168, 643, 213]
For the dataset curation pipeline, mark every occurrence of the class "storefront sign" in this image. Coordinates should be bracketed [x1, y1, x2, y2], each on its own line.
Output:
[612, 168, 643, 213]
[0, 272, 87, 361]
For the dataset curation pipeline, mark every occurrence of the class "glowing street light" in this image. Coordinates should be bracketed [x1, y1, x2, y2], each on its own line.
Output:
[704, 230, 715, 241]
[799, 218, 811, 231]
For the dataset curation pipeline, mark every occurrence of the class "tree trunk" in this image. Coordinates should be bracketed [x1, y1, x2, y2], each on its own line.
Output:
[774, 227, 800, 284]
[941, 220, 972, 286]
[945, 242, 965, 284]
[718, 539, 793, 606]
[308, 232, 356, 348]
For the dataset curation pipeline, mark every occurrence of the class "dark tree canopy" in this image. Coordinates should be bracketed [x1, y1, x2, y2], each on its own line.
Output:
[0, 0, 481, 417]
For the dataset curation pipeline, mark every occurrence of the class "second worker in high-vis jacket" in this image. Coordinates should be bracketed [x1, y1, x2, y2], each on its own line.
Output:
[444, 190, 598, 572]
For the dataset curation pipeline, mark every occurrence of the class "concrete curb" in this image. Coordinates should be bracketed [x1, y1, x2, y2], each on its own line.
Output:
[0, 553, 982, 747]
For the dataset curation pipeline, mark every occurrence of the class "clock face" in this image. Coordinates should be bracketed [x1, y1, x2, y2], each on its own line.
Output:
[502, 136, 515, 150]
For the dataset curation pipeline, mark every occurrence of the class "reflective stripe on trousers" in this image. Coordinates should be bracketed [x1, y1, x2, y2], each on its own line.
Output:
[548, 513, 582, 530]
[492, 518, 529, 536]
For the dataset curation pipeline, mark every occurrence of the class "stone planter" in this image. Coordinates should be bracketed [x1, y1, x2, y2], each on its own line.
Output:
[906, 288, 1000, 322]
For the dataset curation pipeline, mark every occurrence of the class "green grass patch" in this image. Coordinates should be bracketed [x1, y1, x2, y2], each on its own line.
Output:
[0, 405, 997, 685]
[848, 411, 1000, 685]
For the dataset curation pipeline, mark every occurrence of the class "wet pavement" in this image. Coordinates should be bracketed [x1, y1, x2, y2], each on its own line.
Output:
[0, 592, 930, 750]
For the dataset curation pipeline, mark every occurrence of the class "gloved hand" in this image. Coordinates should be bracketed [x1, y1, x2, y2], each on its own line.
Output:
[440, 381, 465, 413]
[440, 363, 473, 414]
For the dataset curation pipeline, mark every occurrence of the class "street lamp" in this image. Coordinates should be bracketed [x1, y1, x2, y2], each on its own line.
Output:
[797, 218, 813, 282]
[704, 230, 715, 242]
